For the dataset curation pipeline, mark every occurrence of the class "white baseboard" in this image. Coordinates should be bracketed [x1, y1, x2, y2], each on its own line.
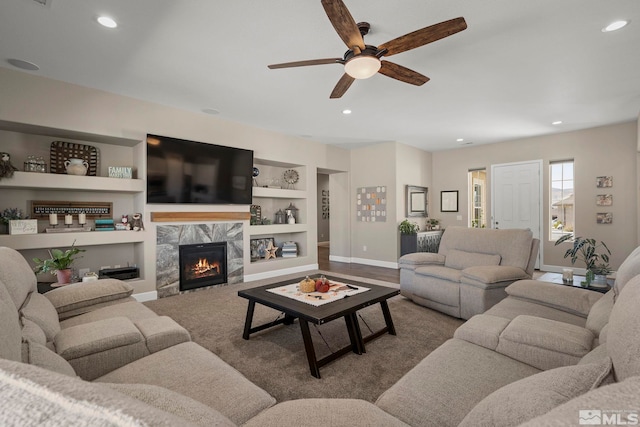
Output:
[328, 255, 398, 270]
[244, 263, 319, 282]
[132, 290, 158, 302]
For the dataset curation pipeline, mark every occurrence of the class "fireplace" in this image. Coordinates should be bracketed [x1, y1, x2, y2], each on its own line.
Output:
[179, 242, 228, 292]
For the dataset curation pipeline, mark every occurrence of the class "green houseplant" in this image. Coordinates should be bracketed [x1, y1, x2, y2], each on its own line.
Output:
[555, 234, 611, 286]
[399, 220, 420, 256]
[33, 241, 85, 285]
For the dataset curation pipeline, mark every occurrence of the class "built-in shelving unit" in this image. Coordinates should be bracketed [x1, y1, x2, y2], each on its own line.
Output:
[246, 158, 314, 277]
[0, 120, 150, 291]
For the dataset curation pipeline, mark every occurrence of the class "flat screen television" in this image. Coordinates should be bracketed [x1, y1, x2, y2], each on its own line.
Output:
[146, 134, 253, 204]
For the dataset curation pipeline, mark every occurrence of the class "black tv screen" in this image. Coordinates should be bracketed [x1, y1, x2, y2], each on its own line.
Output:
[146, 134, 253, 204]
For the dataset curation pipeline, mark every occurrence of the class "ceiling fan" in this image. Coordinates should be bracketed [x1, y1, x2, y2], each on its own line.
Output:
[268, 0, 467, 99]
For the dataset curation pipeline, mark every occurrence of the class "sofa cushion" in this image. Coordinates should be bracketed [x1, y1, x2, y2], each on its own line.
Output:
[496, 315, 594, 370]
[438, 227, 533, 270]
[458, 359, 612, 427]
[96, 341, 276, 425]
[105, 383, 236, 427]
[519, 375, 640, 427]
[245, 398, 410, 427]
[462, 266, 529, 287]
[607, 274, 640, 381]
[20, 318, 46, 345]
[59, 300, 159, 329]
[415, 265, 462, 282]
[579, 344, 609, 365]
[444, 249, 501, 270]
[613, 245, 640, 298]
[21, 339, 76, 377]
[0, 297, 22, 362]
[20, 292, 61, 341]
[0, 247, 37, 310]
[375, 338, 540, 427]
[505, 279, 601, 317]
[453, 314, 510, 350]
[585, 290, 614, 335]
[135, 316, 191, 353]
[484, 296, 587, 327]
[0, 358, 202, 426]
[44, 279, 134, 316]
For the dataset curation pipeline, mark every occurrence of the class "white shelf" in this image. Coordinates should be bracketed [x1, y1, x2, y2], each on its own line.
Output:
[1, 172, 145, 193]
[249, 223, 306, 236]
[0, 231, 148, 250]
[252, 187, 307, 199]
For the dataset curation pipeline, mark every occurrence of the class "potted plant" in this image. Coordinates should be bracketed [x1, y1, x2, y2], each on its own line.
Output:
[554, 235, 611, 286]
[399, 219, 420, 256]
[0, 207, 26, 234]
[33, 241, 85, 285]
[427, 218, 440, 230]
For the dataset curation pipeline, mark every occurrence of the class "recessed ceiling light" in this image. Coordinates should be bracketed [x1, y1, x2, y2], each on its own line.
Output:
[456, 138, 464, 142]
[97, 16, 118, 28]
[7, 58, 40, 71]
[602, 20, 628, 32]
[552, 120, 563, 125]
[202, 108, 220, 115]
[342, 109, 352, 115]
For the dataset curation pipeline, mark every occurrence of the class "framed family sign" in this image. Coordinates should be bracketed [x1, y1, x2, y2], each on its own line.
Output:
[441, 190, 459, 212]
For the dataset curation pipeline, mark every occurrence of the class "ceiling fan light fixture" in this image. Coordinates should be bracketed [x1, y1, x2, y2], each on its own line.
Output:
[344, 55, 381, 79]
[602, 20, 628, 32]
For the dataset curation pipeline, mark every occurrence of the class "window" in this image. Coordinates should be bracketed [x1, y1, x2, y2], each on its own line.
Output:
[550, 160, 574, 241]
[468, 169, 486, 228]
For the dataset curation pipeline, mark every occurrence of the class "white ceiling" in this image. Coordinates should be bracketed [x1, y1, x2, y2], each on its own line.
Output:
[1, 1, 639, 151]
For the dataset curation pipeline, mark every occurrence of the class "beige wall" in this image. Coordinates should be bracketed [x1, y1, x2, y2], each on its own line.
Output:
[432, 121, 638, 269]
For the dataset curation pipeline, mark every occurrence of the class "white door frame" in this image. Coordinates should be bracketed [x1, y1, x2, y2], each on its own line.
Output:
[490, 160, 544, 267]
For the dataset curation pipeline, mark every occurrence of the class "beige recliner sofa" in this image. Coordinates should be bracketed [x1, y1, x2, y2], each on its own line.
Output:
[3, 244, 640, 426]
[399, 227, 540, 319]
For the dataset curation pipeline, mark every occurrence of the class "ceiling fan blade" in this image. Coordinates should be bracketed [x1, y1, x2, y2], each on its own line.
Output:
[321, 0, 365, 50]
[330, 73, 356, 99]
[379, 61, 430, 86]
[378, 17, 467, 57]
[268, 58, 343, 69]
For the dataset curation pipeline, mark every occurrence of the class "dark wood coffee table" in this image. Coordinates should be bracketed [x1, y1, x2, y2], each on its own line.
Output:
[238, 275, 400, 378]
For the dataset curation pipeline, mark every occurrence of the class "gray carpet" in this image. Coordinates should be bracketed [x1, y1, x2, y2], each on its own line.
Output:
[144, 270, 463, 403]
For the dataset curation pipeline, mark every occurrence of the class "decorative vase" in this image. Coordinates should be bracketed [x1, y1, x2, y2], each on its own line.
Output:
[64, 158, 89, 176]
[593, 274, 608, 286]
[400, 234, 418, 256]
[56, 268, 73, 285]
[584, 270, 595, 287]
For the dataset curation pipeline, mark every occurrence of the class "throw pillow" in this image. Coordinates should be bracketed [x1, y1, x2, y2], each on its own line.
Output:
[444, 249, 501, 270]
[458, 359, 612, 427]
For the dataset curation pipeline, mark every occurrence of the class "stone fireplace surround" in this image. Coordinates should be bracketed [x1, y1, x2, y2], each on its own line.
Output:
[155, 222, 243, 298]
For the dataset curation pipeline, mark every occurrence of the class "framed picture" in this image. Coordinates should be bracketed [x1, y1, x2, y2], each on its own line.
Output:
[596, 194, 613, 206]
[441, 190, 459, 212]
[596, 213, 613, 224]
[250, 237, 276, 261]
[406, 185, 428, 217]
[596, 176, 613, 188]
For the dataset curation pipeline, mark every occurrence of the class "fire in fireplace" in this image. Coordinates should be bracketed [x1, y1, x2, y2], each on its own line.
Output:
[179, 242, 228, 292]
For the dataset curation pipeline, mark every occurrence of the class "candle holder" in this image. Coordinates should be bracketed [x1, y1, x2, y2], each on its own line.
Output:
[64, 214, 73, 228]
[78, 212, 87, 226]
[49, 213, 58, 229]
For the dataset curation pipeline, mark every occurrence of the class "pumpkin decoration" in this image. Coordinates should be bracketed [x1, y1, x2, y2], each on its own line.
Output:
[315, 275, 330, 293]
[299, 276, 316, 293]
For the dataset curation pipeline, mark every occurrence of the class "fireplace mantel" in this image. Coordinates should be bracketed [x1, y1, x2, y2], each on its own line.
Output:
[151, 212, 250, 222]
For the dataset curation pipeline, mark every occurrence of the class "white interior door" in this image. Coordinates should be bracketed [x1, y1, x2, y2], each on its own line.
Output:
[491, 160, 542, 267]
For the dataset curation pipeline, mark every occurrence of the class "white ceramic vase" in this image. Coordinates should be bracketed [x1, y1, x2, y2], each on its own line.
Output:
[64, 158, 88, 176]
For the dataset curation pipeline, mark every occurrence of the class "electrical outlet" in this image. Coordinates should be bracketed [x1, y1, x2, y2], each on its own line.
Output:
[363, 245, 367, 251]
[78, 268, 90, 277]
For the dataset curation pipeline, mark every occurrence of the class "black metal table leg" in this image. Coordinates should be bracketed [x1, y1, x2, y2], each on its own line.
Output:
[380, 300, 396, 335]
[242, 300, 256, 340]
[299, 319, 321, 378]
[344, 313, 364, 354]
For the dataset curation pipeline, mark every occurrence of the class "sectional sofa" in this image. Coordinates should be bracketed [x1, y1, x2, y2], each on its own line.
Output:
[2, 244, 640, 426]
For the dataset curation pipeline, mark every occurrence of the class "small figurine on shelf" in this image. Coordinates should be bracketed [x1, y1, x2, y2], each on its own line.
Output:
[131, 213, 144, 231]
[0, 152, 18, 180]
[121, 214, 131, 230]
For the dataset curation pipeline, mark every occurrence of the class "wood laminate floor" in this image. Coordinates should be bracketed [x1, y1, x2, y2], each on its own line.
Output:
[317, 244, 400, 284]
